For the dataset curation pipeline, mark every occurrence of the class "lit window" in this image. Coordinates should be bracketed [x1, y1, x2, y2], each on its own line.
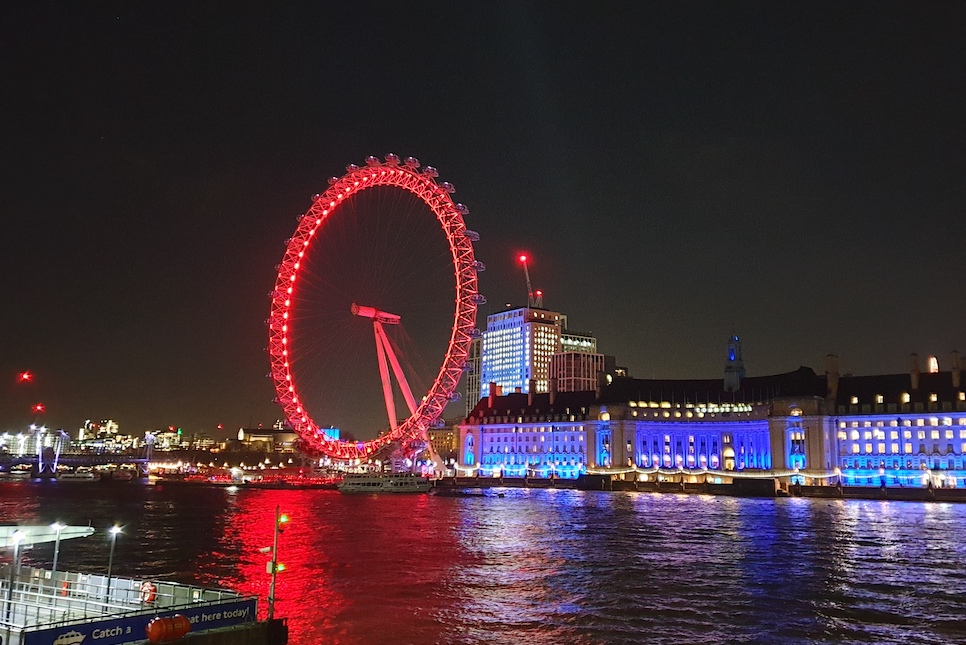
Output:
[890, 431, 898, 440]
[918, 431, 926, 440]
[901, 392, 910, 404]
[917, 419, 925, 427]
[929, 393, 938, 402]
[851, 396, 859, 404]
[837, 431, 847, 440]
[931, 431, 940, 440]
[877, 443, 885, 453]
[904, 443, 913, 454]
[839, 422, 846, 429]
[852, 444, 860, 454]
[876, 395, 884, 404]
[890, 443, 899, 454]
[864, 443, 873, 453]
[851, 430, 859, 440]
[903, 430, 911, 439]
[946, 430, 954, 439]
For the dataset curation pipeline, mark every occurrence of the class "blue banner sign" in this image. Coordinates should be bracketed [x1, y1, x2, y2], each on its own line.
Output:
[24, 597, 257, 645]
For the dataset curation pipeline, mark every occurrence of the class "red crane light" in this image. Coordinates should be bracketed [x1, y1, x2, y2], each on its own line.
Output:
[19, 371, 32, 382]
[32, 403, 45, 413]
[517, 254, 528, 264]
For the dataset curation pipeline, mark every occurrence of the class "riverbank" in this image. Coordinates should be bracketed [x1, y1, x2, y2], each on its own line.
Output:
[435, 475, 966, 502]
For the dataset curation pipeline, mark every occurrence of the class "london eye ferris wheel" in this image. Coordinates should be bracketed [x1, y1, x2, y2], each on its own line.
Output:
[267, 155, 484, 461]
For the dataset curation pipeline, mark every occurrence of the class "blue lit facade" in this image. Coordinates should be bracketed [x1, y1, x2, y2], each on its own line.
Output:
[479, 307, 561, 397]
[460, 358, 966, 488]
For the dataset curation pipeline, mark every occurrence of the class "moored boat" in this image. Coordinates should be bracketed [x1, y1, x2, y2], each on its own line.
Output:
[58, 470, 98, 482]
[338, 472, 432, 493]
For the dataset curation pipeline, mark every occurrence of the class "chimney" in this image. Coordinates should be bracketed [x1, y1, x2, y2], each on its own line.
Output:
[528, 379, 536, 406]
[952, 350, 961, 389]
[825, 354, 840, 400]
[514, 387, 522, 394]
[910, 354, 920, 390]
[549, 377, 558, 406]
[487, 382, 497, 408]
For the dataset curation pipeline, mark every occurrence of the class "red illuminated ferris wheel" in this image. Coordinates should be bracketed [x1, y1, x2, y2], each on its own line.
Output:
[267, 155, 483, 461]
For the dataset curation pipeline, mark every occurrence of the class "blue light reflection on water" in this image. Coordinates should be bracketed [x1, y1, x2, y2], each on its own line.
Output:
[1, 482, 966, 644]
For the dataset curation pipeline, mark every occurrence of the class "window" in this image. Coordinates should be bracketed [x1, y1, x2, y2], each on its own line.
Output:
[851, 396, 859, 404]
[876, 395, 884, 404]
[901, 392, 910, 404]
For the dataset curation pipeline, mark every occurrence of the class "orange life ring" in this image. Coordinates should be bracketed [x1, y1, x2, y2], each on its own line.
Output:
[140, 580, 158, 603]
[60, 580, 70, 597]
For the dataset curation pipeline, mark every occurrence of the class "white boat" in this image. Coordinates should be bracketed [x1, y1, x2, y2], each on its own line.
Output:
[58, 471, 98, 482]
[338, 472, 432, 493]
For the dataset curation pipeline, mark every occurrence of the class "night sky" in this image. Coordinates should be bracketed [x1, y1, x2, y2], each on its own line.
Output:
[4, 2, 965, 439]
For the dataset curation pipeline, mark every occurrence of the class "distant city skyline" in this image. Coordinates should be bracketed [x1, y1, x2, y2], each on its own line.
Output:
[4, 3, 964, 438]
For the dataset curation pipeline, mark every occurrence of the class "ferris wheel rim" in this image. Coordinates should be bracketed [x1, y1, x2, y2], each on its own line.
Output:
[266, 156, 479, 461]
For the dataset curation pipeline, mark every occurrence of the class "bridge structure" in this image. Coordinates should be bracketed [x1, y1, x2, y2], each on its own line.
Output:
[0, 429, 153, 477]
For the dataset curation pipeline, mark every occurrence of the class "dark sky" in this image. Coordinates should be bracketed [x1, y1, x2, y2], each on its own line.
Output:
[3, 2, 965, 439]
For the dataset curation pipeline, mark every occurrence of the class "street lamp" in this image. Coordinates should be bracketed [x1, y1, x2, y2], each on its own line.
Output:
[6, 530, 25, 622]
[105, 526, 121, 602]
[50, 522, 65, 591]
[266, 506, 289, 621]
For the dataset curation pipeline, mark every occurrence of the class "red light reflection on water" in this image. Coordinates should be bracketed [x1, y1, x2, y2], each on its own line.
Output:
[205, 490, 465, 644]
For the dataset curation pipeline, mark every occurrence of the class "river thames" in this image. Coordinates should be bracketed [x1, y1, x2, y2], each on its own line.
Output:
[1, 481, 965, 644]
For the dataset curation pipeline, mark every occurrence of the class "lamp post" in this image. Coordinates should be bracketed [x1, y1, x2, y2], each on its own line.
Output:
[6, 530, 25, 623]
[105, 526, 121, 602]
[267, 506, 288, 621]
[50, 522, 65, 592]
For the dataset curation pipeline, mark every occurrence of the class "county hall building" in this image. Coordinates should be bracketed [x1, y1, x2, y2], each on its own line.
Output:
[458, 343, 966, 488]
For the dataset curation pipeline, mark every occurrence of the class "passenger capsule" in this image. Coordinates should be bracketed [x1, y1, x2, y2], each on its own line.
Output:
[404, 156, 420, 169]
[422, 166, 439, 178]
[346, 163, 360, 172]
[455, 203, 470, 216]
[440, 181, 456, 193]
[365, 156, 381, 167]
[384, 153, 400, 165]
[328, 176, 340, 185]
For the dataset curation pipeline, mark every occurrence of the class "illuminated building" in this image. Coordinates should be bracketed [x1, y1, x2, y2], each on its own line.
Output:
[459, 350, 966, 487]
[480, 306, 562, 397]
[465, 337, 482, 417]
[559, 319, 596, 354]
[235, 422, 299, 452]
[427, 421, 459, 462]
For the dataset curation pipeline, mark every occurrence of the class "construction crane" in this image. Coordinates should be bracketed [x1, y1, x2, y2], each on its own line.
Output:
[517, 253, 543, 307]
